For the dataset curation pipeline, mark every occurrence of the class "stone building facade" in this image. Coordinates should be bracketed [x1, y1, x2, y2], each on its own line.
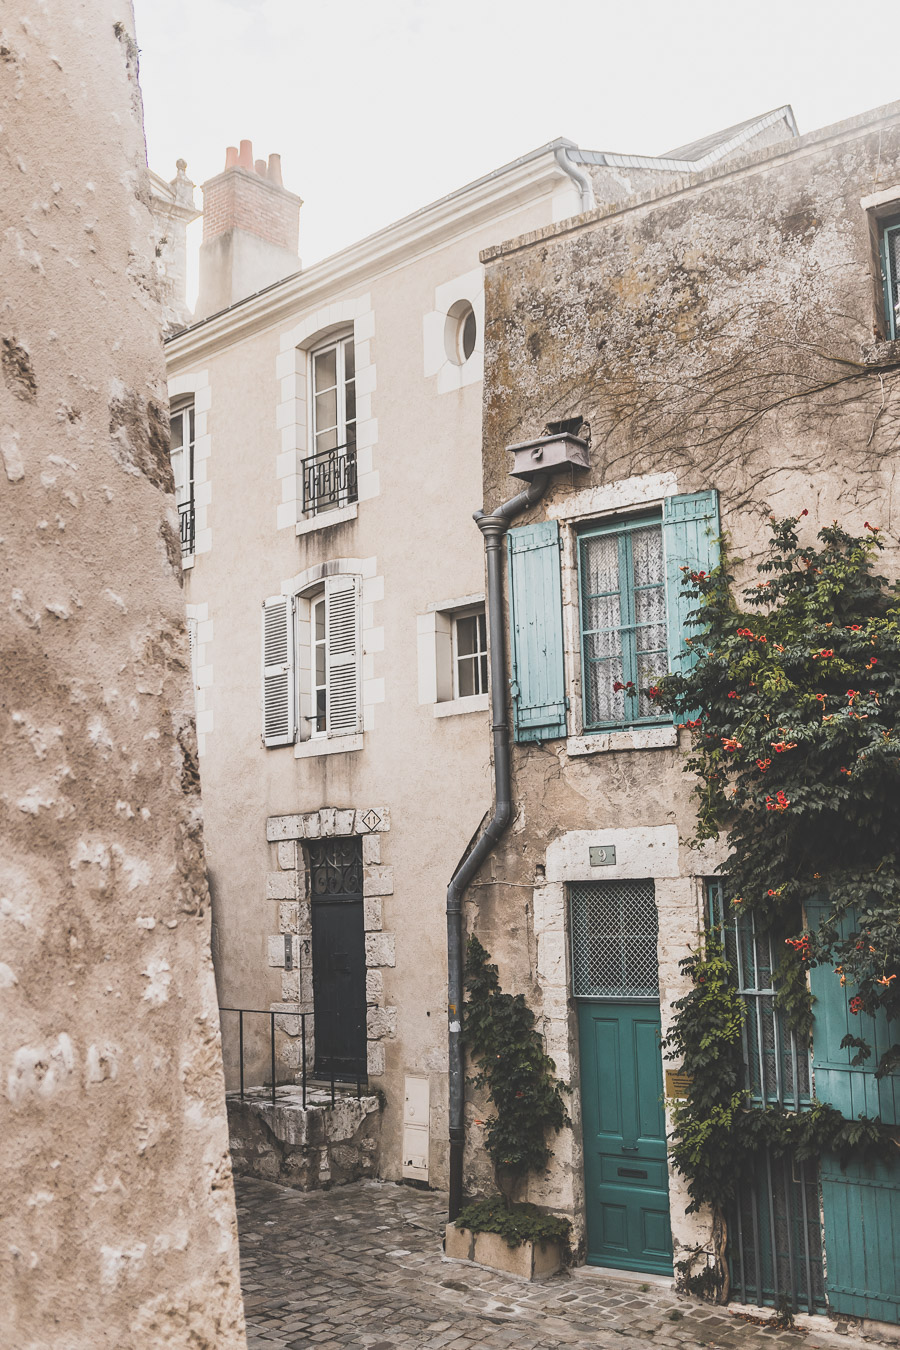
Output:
[162, 110, 816, 1201]
[0, 4, 245, 1346]
[470, 98, 900, 1321]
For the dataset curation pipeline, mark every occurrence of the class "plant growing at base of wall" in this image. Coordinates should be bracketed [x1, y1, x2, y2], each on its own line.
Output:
[655, 515, 900, 1073]
[662, 932, 894, 1300]
[462, 936, 570, 1216]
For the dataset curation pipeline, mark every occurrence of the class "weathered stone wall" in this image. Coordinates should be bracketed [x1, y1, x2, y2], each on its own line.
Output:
[228, 1093, 382, 1189]
[0, 4, 245, 1345]
[472, 100, 900, 1258]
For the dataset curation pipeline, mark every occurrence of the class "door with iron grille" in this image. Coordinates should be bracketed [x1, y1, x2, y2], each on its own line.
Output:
[572, 879, 673, 1274]
[309, 837, 367, 1080]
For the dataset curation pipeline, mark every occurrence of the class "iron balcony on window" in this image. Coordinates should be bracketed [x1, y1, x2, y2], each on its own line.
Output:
[303, 443, 358, 515]
[179, 500, 195, 556]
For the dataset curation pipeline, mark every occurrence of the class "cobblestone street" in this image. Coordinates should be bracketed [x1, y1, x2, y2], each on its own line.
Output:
[236, 1177, 867, 1350]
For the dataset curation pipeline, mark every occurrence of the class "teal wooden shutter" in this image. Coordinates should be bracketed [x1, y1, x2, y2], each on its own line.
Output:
[662, 490, 720, 676]
[507, 520, 567, 743]
[808, 902, 900, 1324]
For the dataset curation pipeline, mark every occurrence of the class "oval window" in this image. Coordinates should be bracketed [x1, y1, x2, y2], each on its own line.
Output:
[444, 300, 477, 366]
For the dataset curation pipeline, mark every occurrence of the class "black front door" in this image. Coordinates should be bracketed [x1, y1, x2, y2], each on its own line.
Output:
[309, 837, 367, 1080]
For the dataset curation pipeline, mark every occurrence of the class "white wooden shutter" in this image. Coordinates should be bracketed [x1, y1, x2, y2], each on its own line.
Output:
[325, 575, 361, 737]
[262, 595, 296, 746]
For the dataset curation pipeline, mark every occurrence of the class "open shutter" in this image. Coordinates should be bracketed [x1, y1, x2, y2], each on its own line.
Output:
[325, 574, 361, 737]
[262, 595, 296, 746]
[507, 520, 567, 743]
[662, 490, 720, 676]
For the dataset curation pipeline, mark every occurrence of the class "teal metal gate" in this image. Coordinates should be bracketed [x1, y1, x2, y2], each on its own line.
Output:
[808, 903, 900, 1324]
[708, 883, 826, 1312]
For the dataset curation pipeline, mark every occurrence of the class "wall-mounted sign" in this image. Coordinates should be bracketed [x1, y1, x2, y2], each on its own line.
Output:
[589, 845, 616, 867]
[665, 1069, 692, 1099]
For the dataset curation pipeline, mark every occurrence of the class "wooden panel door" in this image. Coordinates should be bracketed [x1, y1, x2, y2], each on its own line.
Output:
[578, 1000, 672, 1274]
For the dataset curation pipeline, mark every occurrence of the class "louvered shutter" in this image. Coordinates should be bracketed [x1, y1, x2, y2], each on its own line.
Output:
[325, 575, 361, 736]
[507, 520, 567, 743]
[262, 595, 296, 746]
[662, 490, 720, 675]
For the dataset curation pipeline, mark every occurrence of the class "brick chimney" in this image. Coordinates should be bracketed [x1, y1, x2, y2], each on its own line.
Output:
[195, 140, 302, 319]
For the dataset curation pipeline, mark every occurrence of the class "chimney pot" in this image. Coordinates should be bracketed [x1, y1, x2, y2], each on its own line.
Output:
[255, 158, 266, 177]
[267, 153, 283, 187]
[225, 145, 238, 170]
[238, 139, 254, 170]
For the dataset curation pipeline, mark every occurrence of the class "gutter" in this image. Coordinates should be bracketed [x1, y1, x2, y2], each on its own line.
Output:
[446, 473, 549, 1220]
[553, 146, 596, 214]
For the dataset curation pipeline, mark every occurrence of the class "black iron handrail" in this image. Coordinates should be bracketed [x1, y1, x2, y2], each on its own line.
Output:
[219, 1006, 366, 1106]
[302, 442, 358, 515]
[179, 499, 195, 555]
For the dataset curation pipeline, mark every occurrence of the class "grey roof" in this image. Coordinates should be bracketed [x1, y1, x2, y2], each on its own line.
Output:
[662, 108, 797, 160]
[569, 105, 798, 175]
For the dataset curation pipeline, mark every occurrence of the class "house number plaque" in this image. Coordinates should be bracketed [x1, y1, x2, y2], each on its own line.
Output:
[589, 845, 616, 866]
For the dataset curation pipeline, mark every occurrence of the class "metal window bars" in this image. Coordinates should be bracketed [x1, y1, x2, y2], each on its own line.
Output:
[302, 443, 358, 516]
[218, 1007, 366, 1107]
[570, 879, 659, 999]
[179, 500, 195, 556]
[706, 881, 824, 1313]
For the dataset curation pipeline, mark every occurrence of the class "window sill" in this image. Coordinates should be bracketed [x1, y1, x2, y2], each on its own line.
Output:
[295, 502, 358, 537]
[433, 693, 489, 718]
[566, 725, 678, 757]
[182, 554, 194, 570]
[294, 732, 363, 759]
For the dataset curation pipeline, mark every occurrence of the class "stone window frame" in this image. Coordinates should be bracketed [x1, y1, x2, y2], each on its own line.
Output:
[281, 555, 385, 751]
[166, 369, 211, 562]
[275, 295, 378, 534]
[265, 807, 394, 1081]
[548, 471, 682, 759]
[417, 591, 490, 719]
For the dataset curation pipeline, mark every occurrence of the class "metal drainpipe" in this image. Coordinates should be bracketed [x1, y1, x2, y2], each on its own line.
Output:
[446, 472, 549, 1220]
[553, 146, 596, 215]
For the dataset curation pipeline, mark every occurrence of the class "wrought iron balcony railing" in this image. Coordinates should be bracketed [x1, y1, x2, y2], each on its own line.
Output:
[179, 499, 195, 556]
[303, 443, 358, 516]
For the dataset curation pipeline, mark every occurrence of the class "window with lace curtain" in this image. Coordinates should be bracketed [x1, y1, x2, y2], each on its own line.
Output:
[577, 515, 670, 730]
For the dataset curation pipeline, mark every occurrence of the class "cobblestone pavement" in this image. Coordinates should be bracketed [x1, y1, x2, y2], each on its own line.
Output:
[236, 1176, 865, 1350]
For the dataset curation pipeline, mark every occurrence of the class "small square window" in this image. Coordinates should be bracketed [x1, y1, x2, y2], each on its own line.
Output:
[416, 597, 489, 713]
[453, 609, 488, 698]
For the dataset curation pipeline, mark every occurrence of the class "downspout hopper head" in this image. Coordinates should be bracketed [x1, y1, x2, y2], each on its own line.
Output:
[507, 432, 590, 481]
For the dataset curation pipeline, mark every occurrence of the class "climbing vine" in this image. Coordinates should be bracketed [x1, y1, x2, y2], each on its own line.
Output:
[651, 516, 900, 1298]
[463, 936, 569, 1203]
[655, 514, 900, 1074]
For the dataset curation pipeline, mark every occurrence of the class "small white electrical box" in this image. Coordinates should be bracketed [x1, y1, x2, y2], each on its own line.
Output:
[402, 1074, 430, 1181]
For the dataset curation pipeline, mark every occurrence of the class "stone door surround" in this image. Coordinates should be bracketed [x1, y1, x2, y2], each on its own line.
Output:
[266, 807, 395, 1078]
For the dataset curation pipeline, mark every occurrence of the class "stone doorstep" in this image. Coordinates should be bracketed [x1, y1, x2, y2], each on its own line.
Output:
[443, 1223, 562, 1282]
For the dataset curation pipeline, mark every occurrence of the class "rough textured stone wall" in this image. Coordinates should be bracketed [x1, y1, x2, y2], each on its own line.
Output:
[228, 1094, 382, 1189]
[0, 5, 246, 1345]
[469, 101, 900, 1256]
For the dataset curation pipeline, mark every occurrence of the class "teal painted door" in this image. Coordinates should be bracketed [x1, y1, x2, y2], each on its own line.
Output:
[808, 903, 900, 1324]
[578, 1000, 673, 1274]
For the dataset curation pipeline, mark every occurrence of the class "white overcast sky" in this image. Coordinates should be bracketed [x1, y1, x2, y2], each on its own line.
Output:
[134, 0, 897, 295]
